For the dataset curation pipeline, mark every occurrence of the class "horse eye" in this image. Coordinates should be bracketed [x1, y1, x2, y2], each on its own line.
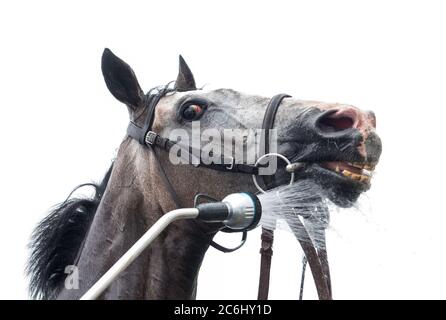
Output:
[181, 104, 204, 121]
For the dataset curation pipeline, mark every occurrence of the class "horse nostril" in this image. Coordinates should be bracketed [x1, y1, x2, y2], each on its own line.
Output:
[317, 109, 356, 133]
[319, 116, 353, 131]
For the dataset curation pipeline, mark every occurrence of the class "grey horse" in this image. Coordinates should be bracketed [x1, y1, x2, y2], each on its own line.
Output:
[27, 49, 381, 299]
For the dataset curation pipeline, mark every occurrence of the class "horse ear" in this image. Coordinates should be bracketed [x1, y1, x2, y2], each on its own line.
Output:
[175, 55, 197, 92]
[101, 48, 145, 108]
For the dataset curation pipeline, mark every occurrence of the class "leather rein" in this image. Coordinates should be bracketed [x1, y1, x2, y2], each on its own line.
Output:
[126, 88, 332, 300]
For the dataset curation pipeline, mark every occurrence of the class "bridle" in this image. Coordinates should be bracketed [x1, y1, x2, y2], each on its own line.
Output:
[126, 87, 332, 300]
[127, 88, 260, 176]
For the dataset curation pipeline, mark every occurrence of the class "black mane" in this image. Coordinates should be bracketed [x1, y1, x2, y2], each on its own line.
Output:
[26, 163, 114, 299]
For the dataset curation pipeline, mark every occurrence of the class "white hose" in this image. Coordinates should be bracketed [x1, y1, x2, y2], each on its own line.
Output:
[80, 208, 199, 300]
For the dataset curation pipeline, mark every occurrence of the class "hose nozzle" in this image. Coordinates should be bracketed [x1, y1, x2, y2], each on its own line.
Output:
[196, 192, 262, 231]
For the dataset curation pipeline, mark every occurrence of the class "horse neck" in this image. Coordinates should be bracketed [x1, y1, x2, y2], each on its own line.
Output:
[58, 139, 217, 299]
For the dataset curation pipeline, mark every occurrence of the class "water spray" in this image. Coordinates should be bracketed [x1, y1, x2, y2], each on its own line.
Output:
[80, 192, 262, 300]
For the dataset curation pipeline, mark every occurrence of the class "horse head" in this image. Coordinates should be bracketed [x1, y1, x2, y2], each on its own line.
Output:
[101, 48, 381, 208]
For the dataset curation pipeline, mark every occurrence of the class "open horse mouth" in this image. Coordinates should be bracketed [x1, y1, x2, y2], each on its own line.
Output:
[285, 160, 378, 207]
[274, 104, 382, 206]
[319, 161, 377, 185]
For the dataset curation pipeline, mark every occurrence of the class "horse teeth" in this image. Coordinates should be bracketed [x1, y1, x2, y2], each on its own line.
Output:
[342, 169, 372, 183]
[360, 175, 371, 183]
[335, 165, 340, 173]
[342, 170, 352, 177]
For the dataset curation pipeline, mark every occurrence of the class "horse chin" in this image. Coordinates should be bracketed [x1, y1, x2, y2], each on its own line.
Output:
[300, 163, 373, 207]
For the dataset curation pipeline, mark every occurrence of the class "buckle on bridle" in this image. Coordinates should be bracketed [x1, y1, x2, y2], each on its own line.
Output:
[145, 131, 158, 146]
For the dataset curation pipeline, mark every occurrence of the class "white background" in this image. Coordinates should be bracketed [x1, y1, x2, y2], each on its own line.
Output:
[1, 0, 445, 299]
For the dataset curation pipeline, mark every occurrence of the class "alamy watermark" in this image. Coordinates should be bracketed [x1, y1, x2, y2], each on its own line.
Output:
[167, 122, 278, 175]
